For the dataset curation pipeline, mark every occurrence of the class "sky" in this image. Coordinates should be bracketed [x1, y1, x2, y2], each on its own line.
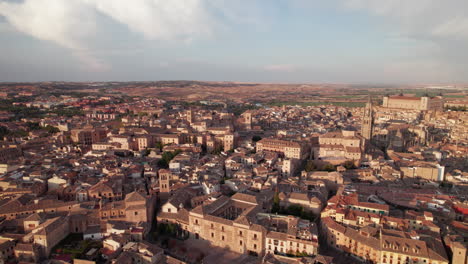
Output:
[0, 0, 467, 84]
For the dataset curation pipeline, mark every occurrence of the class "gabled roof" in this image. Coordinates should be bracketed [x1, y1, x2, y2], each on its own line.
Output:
[231, 193, 258, 205]
[24, 213, 43, 222]
[125, 191, 146, 203]
[89, 180, 113, 192]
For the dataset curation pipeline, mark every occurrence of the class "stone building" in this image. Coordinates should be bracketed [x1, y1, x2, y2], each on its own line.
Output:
[28, 216, 70, 257]
[0, 145, 22, 163]
[321, 193, 449, 264]
[158, 193, 319, 258]
[99, 191, 154, 224]
[313, 130, 364, 165]
[361, 96, 374, 140]
[70, 124, 107, 145]
[382, 95, 444, 111]
[256, 138, 306, 160]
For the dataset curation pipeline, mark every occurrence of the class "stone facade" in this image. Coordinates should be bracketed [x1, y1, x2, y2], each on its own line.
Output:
[382, 96, 444, 111]
[256, 139, 305, 160]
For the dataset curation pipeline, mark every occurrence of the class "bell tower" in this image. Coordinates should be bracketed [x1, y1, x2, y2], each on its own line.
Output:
[361, 96, 374, 141]
[187, 109, 193, 124]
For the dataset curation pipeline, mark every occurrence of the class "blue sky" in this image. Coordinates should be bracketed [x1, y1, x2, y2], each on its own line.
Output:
[0, 0, 467, 83]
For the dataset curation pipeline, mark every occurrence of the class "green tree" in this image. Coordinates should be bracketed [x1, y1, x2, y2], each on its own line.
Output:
[272, 192, 281, 213]
[142, 148, 151, 157]
[211, 145, 223, 155]
[300, 210, 315, 221]
[322, 164, 336, 172]
[252, 135, 262, 142]
[286, 204, 304, 216]
[44, 125, 60, 134]
[0, 126, 10, 140]
[305, 160, 317, 172]
[155, 142, 163, 151]
[26, 122, 41, 130]
[158, 149, 181, 168]
[343, 160, 356, 170]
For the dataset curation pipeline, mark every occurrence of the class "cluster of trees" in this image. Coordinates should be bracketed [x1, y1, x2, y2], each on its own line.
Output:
[304, 160, 356, 172]
[446, 106, 467, 112]
[343, 160, 357, 169]
[0, 100, 44, 120]
[210, 145, 224, 155]
[252, 135, 262, 142]
[50, 107, 84, 117]
[26, 122, 59, 134]
[43, 125, 60, 134]
[155, 142, 164, 151]
[0, 99, 86, 120]
[141, 148, 151, 157]
[271, 193, 315, 221]
[0, 122, 59, 140]
[156, 222, 189, 243]
[266, 101, 366, 108]
[286, 250, 311, 257]
[229, 103, 259, 116]
[304, 161, 336, 172]
[157, 149, 182, 168]
[156, 222, 179, 236]
[281, 204, 315, 221]
[0, 126, 15, 139]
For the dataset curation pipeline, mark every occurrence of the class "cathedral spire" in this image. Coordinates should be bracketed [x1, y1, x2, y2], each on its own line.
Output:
[361, 95, 374, 141]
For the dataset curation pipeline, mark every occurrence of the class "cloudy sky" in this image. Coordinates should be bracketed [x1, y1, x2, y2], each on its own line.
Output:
[0, 0, 467, 83]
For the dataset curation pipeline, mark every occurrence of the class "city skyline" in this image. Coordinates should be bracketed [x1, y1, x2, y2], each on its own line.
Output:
[1, 0, 468, 83]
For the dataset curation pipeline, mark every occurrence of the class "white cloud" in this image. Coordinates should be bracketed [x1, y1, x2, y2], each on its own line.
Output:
[84, 0, 214, 41]
[342, 0, 468, 81]
[0, 0, 270, 70]
[432, 17, 468, 39]
[0, 0, 246, 70]
[0, 0, 106, 71]
[342, 0, 468, 40]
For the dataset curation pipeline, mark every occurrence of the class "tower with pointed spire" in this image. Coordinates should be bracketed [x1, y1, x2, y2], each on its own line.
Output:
[361, 96, 374, 141]
[186, 108, 193, 124]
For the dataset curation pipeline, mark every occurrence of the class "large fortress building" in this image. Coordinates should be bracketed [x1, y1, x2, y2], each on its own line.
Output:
[382, 95, 444, 111]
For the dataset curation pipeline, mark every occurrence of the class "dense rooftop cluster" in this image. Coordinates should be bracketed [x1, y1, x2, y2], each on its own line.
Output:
[0, 89, 466, 264]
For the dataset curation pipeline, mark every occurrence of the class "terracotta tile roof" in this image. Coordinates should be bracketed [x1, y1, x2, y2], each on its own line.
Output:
[124, 191, 146, 203]
[345, 228, 380, 249]
[266, 231, 288, 240]
[381, 235, 428, 258]
[14, 243, 34, 252]
[322, 217, 345, 233]
[388, 96, 421, 101]
[357, 202, 389, 211]
[231, 193, 258, 205]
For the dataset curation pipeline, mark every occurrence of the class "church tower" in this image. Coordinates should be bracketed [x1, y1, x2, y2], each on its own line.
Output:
[361, 96, 374, 141]
[243, 112, 252, 130]
[187, 109, 193, 124]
